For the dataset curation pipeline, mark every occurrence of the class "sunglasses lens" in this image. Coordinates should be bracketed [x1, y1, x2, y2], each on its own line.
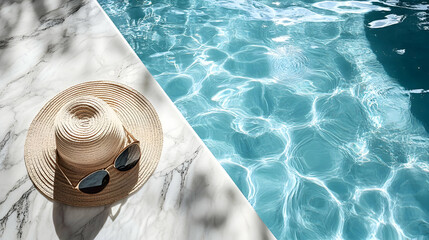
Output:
[114, 143, 141, 171]
[78, 170, 110, 194]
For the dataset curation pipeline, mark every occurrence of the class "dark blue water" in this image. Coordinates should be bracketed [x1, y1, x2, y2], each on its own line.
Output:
[365, 0, 429, 132]
[99, 0, 429, 239]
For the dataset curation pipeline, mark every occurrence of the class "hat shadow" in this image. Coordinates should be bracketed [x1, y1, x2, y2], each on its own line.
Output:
[52, 202, 110, 240]
[52, 161, 139, 239]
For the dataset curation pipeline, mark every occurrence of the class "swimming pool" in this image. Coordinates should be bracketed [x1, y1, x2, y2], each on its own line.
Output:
[98, 0, 429, 238]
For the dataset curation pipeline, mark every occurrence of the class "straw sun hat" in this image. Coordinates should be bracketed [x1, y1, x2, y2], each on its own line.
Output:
[24, 81, 163, 207]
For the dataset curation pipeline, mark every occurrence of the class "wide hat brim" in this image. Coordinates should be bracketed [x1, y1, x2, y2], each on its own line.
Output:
[24, 81, 163, 207]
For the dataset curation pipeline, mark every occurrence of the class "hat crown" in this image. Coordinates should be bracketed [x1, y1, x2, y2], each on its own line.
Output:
[54, 96, 125, 168]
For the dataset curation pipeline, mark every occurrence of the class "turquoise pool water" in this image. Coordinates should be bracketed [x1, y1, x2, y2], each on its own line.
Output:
[99, 0, 429, 239]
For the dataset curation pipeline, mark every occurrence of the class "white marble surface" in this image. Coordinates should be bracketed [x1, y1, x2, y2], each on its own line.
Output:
[0, 0, 275, 239]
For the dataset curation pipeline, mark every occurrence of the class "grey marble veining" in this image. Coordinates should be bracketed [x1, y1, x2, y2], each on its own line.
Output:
[0, 0, 275, 239]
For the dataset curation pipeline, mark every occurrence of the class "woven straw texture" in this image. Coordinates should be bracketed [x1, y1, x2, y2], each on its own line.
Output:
[24, 81, 163, 207]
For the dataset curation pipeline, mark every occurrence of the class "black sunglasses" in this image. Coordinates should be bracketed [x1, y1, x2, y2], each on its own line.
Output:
[56, 127, 141, 194]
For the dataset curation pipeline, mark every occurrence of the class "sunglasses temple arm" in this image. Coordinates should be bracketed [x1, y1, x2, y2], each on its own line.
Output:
[123, 126, 138, 142]
[55, 151, 77, 188]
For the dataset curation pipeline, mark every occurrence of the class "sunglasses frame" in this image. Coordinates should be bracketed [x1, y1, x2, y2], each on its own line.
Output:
[55, 126, 140, 192]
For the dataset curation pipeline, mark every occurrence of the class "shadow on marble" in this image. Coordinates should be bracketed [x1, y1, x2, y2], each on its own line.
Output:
[52, 198, 128, 240]
[53, 202, 109, 240]
[181, 173, 272, 240]
[0, 0, 85, 63]
[182, 173, 232, 229]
